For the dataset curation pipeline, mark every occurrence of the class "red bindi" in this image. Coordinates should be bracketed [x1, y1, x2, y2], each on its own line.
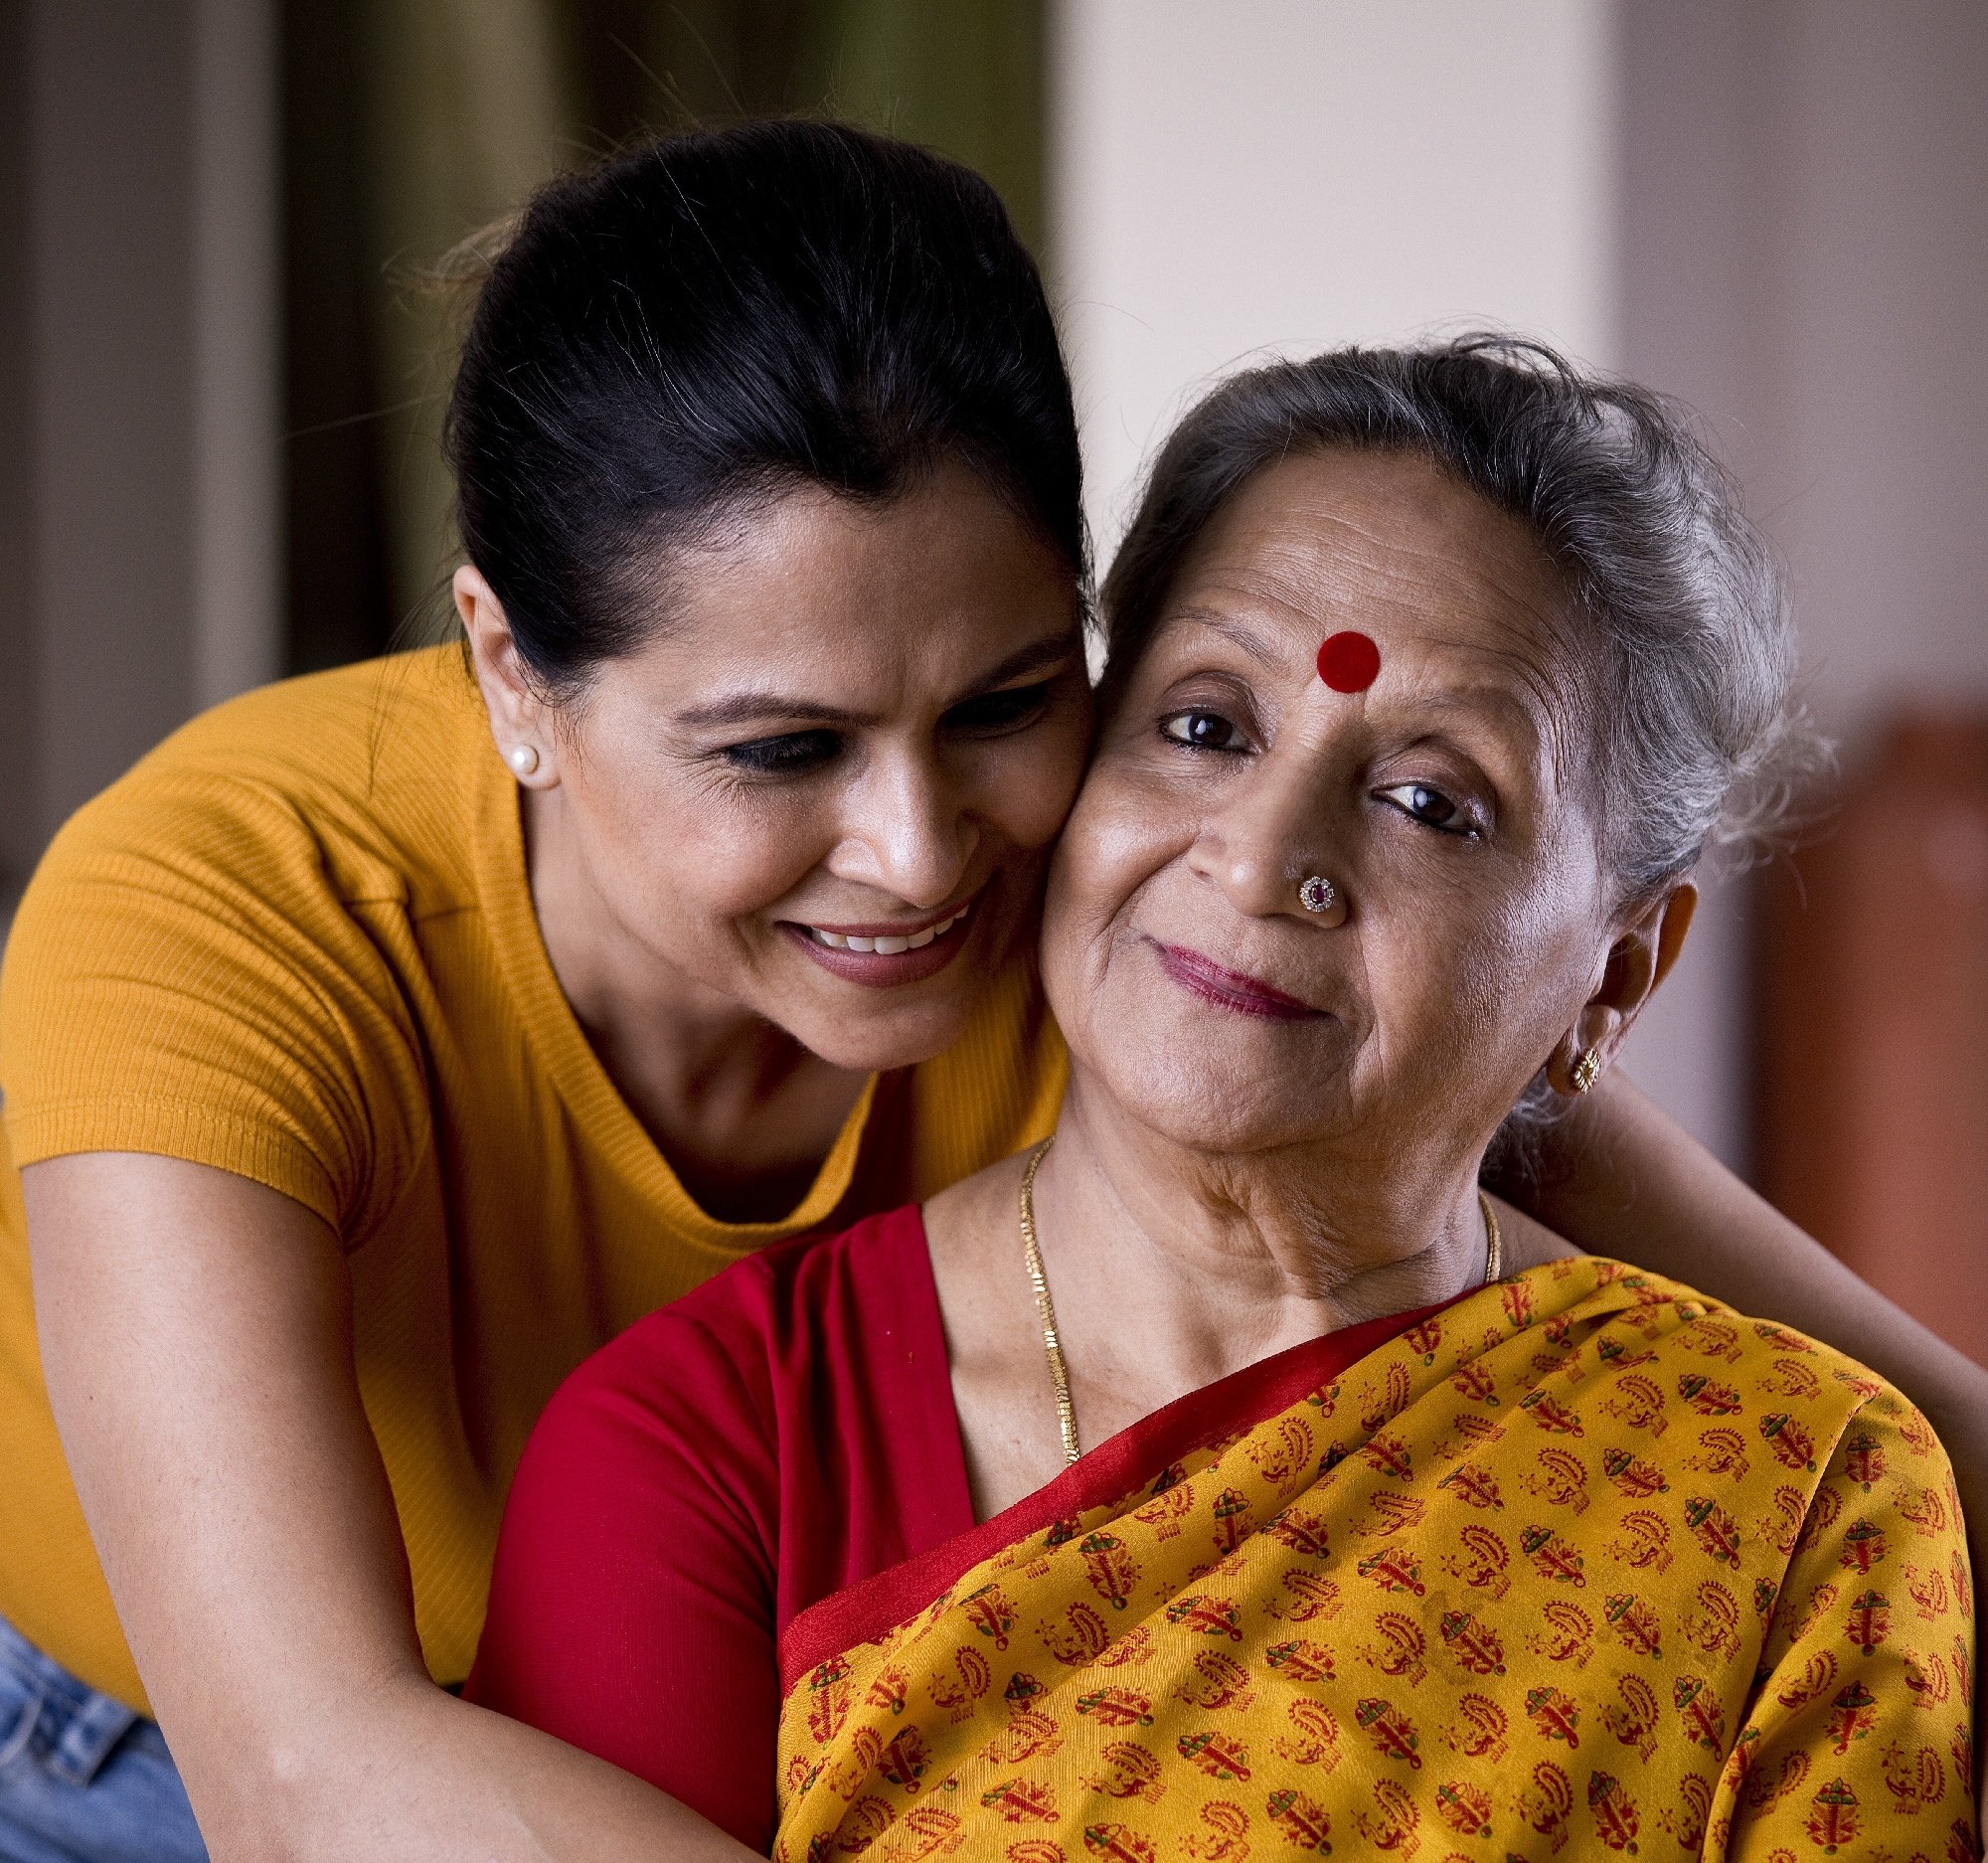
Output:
[1317, 629, 1381, 693]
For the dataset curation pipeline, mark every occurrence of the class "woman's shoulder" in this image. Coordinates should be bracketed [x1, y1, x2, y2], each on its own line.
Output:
[48, 646, 489, 910]
[0, 648, 490, 1230]
[521, 1202, 955, 1584]
[1556, 1258, 1958, 1486]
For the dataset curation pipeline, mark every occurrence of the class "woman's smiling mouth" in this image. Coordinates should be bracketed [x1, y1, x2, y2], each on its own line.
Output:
[801, 907, 969, 953]
[782, 895, 979, 988]
[1149, 938, 1325, 1022]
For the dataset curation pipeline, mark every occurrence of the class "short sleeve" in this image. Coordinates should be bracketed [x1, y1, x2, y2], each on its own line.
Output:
[466, 1305, 783, 1850]
[0, 764, 426, 1238]
[1712, 1385, 1978, 1862]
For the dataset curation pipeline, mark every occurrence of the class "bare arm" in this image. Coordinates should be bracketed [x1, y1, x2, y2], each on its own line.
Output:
[27, 1153, 756, 1863]
[1507, 1070, 1987, 1793]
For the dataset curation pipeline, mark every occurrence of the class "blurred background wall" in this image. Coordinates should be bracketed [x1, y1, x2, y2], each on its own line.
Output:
[3, 0, 1983, 1359]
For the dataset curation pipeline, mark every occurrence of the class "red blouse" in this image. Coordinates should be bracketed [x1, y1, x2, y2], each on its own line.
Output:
[467, 1206, 969, 1848]
[468, 1203, 1445, 1850]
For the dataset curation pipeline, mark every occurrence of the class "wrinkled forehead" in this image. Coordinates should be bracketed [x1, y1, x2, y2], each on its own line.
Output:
[1143, 448, 1599, 782]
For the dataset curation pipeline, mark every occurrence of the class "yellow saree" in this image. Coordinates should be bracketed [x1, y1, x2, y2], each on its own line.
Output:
[772, 1257, 1976, 1862]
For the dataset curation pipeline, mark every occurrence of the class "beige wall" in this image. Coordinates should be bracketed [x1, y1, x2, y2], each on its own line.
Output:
[1753, 2, 1988, 747]
[1619, 0, 1988, 1169]
[1049, 0, 1620, 558]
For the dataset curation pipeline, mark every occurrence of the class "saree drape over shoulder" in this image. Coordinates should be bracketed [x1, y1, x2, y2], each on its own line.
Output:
[773, 1258, 1976, 1863]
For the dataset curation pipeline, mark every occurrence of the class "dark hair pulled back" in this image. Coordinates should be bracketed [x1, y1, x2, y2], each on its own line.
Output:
[444, 120, 1085, 691]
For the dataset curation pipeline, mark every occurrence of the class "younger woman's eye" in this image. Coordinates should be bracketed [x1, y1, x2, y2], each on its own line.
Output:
[1377, 780, 1477, 837]
[943, 681, 1055, 734]
[721, 729, 843, 775]
[1160, 709, 1249, 752]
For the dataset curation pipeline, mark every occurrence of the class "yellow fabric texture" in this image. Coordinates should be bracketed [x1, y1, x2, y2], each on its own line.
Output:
[776, 1258, 1977, 1863]
[0, 647, 1068, 1715]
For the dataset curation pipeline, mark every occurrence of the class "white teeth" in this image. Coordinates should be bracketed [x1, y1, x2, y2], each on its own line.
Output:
[807, 908, 967, 952]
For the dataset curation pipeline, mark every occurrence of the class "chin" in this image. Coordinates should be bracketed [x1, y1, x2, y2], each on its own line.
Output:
[1079, 1041, 1351, 1156]
[787, 989, 980, 1072]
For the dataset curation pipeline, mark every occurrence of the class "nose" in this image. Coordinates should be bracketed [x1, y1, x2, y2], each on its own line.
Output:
[1186, 746, 1341, 925]
[828, 749, 978, 910]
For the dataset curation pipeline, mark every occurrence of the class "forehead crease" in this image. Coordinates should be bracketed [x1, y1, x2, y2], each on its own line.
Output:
[1205, 485, 1550, 619]
[1304, 492, 1591, 772]
[1187, 509, 1591, 793]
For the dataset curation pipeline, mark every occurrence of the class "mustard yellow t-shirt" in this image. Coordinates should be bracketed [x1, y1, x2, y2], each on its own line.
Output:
[0, 646, 1068, 1714]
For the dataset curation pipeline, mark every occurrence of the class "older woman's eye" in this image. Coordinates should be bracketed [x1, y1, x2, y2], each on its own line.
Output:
[1160, 709, 1249, 753]
[1377, 781, 1477, 837]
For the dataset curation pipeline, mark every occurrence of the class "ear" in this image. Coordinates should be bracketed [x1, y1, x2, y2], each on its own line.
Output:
[456, 566, 560, 789]
[1545, 878, 1698, 1096]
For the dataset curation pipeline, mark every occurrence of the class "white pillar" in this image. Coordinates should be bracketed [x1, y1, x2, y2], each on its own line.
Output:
[1049, 0, 1621, 558]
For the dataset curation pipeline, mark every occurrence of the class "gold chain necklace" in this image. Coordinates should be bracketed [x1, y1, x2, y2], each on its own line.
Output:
[1017, 1136, 1503, 1469]
[1018, 1137, 1079, 1467]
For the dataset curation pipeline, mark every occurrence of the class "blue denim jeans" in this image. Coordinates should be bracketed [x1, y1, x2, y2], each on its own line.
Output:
[0, 1616, 207, 1862]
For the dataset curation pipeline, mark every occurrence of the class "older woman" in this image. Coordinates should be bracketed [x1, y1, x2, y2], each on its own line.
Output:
[471, 340, 1976, 1860]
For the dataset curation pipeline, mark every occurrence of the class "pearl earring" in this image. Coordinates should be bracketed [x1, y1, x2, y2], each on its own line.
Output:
[507, 745, 540, 777]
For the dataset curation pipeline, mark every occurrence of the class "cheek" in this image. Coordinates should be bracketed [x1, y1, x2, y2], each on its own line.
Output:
[1042, 769, 1191, 1006]
[1371, 858, 1601, 1079]
[566, 749, 832, 927]
[981, 710, 1092, 852]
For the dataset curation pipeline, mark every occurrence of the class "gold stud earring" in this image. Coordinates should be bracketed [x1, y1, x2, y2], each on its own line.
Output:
[1571, 1048, 1601, 1095]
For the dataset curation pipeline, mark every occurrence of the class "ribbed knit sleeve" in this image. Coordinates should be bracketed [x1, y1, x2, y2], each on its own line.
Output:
[0, 762, 428, 1241]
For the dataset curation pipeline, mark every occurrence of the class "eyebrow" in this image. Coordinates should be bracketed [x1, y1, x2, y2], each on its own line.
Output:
[673, 630, 1082, 731]
[1170, 607, 1285, 665]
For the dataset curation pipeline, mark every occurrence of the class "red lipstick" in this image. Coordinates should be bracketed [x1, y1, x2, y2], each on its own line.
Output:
[1150, 940, 1323, 1022]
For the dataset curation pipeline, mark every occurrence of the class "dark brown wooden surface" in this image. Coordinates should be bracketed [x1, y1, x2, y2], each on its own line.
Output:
[1757, 716, 1988, 1370]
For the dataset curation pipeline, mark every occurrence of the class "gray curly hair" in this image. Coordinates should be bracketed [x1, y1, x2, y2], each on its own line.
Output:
[1100, 335, 1816, 902]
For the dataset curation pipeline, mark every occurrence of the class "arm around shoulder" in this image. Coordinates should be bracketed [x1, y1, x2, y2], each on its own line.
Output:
[1716, 1385, 1976, 1860]
[27, 1152, 754, 1862]
[1513, 1070, 1988, 1630]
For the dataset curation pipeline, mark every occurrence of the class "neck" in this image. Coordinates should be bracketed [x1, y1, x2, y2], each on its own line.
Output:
[1033, 1078, 1490, 1409]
